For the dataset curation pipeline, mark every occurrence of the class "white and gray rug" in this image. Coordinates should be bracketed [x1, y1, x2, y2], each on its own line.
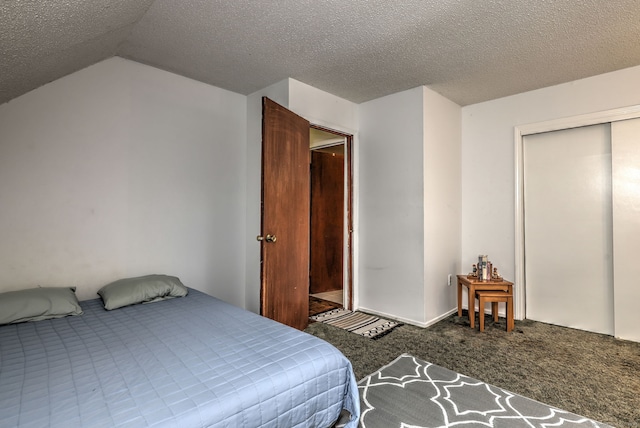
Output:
[356, 353, 612, 428]
[310, 308, 402, 339]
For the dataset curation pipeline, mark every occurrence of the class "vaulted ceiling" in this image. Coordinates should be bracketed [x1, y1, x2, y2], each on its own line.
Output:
[2, 1, 640, 107]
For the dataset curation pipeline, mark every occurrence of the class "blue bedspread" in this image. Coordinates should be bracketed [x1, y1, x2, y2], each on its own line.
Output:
[0, 289, 359, 427]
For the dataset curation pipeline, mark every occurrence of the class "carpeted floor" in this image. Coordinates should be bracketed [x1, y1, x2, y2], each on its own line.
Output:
[305, 310, 640, 428]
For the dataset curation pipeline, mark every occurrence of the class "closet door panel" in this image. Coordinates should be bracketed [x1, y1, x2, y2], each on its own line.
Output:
[523, 124, 614, 335]
[611, 117, 640, 342]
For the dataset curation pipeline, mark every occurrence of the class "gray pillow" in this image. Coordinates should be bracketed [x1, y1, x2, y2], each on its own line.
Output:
[98, 274, 188, 310]
[0, 287, 84, 325]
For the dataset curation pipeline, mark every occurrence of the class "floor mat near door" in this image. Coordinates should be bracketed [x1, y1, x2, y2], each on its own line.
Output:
[310, 308, 401, 339]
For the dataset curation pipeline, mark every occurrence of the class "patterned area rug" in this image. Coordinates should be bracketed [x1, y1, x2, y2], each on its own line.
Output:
[310, 308, 401, 339]
[357, 354, 612, 428]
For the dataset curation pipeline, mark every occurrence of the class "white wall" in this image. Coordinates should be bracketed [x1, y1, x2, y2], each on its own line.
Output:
[423, 87, 462, 324]
[461, 65, 640, 316]
[244, 78, 358, 313]
[288, 79, 359, 134]
[7, 52, 634, 331]
[357, 86, 462, 326]
[0, 58, 248, 305]
[358, 87, 426, 323]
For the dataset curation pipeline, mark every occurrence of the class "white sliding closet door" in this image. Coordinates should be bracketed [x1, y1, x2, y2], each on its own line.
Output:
[523, 124, 614, 335]
[611, 118, 640, 342]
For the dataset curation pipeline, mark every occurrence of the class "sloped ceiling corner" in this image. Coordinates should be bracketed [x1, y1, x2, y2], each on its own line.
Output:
[0, 1, 155, 105]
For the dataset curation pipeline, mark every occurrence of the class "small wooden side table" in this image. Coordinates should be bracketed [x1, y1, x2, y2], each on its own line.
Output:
[457, 274, 513, 329]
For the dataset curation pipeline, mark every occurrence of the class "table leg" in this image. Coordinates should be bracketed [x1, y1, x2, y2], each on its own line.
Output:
[507, 295, 514, 332]
[478, 294, 484, 331]
[457, 279, 463, 317]
[468, 284, 475, 329]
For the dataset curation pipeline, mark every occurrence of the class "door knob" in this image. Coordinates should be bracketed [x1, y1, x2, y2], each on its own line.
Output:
[256, 234, 277, 243]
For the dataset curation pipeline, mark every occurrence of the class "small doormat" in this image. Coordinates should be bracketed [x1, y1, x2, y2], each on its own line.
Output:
[356, 353, 612, 428]
[310, 308, 402, 339]
[309, 295, 341, 317]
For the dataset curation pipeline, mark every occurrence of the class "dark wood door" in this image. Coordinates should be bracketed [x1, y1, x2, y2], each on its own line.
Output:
[260, 97, 310, 330]
[310, 151, 344, 294]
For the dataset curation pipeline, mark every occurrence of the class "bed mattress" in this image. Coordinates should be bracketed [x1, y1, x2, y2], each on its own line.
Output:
[0, 288, 359, 427]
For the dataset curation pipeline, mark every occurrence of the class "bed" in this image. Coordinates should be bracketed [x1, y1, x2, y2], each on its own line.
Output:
[0, 285, 359, 427]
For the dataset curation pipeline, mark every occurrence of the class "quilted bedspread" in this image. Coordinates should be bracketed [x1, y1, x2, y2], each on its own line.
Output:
[0, 289, 359, 427]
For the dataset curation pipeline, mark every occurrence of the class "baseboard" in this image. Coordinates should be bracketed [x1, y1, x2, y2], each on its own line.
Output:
[356, 306, 458, 329]
[425, 308, 459, 327]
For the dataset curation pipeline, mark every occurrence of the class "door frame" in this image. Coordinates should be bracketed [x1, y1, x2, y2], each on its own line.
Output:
[514, 104, 640, 320]
[310, 124, 354, 310]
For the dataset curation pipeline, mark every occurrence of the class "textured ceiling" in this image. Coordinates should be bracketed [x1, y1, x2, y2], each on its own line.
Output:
[2, 1, 640, 107]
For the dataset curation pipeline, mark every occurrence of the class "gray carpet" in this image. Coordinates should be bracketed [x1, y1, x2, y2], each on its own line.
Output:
[306, 310, 640, 428]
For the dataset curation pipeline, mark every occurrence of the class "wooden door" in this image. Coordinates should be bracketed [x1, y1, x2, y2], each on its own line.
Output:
[260, 97, 310, 330]
[310, 151, 344, 294]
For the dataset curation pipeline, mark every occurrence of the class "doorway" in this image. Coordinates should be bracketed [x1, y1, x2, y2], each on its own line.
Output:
[260, 98, 354, 329]
[308, 126, 353, 316]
